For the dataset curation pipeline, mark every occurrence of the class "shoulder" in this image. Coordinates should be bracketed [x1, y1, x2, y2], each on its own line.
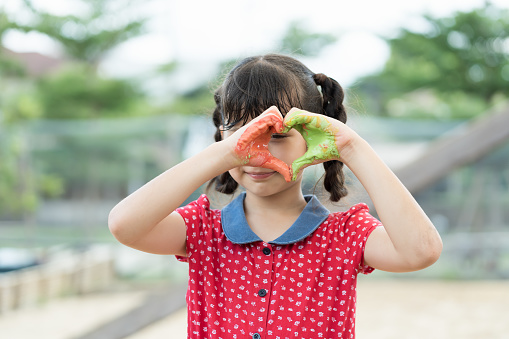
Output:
[176, 194, 223, 251]
[175, 194, 223, 229]
[176, 194, 213, 215]
[329, 203, 371, 222]
[327, 203, 381, 235]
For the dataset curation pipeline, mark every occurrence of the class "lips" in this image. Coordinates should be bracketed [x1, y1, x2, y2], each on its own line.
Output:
[245, 171, 276, 180]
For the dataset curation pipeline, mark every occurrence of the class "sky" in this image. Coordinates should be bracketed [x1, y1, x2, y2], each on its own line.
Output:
[2, 0, 508, 94]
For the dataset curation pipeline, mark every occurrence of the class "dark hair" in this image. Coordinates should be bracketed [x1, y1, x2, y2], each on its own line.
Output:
[208, 54, 348, 202]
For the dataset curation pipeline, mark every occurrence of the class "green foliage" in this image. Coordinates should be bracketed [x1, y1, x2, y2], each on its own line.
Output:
[35, 65, 145, 119]
[0, 12, 25, 77]
[168, 85, 215, 116]
[38, 174, 64, 198]
[2, 92, 43, 122]
[156, 60, 179, 74]
[280, 21, 336, 56]
[2, 65, 148, 121]
[359, 3, 509, 119]
[0, 54, 26, 77]
[0, 0, 154, 219]
[12, 0, 146, 64]
[0, 11, 13, 40]
[0, 131, 37, 218]
[385, 89, 491, 120]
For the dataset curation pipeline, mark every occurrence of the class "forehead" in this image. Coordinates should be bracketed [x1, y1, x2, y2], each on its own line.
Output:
[220, 72, 304, 129]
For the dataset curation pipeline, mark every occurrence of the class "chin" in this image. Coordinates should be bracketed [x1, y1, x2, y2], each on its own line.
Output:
[230, 168, 302, 197]
[247, 180, 302, 198]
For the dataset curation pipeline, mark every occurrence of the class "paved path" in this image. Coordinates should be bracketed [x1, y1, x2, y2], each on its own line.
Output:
[1, 279, 508, 338]
[356, 279, 509, 339]
[126, 279, 509, 339]
[0, 289, 148, 339]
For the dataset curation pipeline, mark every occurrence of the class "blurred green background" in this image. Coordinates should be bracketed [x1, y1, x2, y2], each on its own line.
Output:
[1, 0, 509, 337]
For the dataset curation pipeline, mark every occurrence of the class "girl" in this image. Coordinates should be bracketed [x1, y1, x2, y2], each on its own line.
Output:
[109, 54, 443, 339]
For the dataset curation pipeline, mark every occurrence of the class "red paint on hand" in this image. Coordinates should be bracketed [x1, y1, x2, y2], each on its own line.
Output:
[235, 111, 292, 182]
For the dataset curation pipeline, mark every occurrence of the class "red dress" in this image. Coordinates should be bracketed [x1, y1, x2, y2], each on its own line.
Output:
[176, 193, 380, 339]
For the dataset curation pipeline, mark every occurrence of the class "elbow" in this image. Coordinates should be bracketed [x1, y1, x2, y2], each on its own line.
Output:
[108, 208, 131, 245]
[420, 242, 442, 269]
[431, 236, 443, 263]
[108, 209, 121, 240]
[411, 234, 443, 271]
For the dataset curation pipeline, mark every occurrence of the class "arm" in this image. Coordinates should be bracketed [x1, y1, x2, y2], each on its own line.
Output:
[108, 141, 232, 256]
[108, 107, 287, 256]
[341, 137, 443, 272]
[284, 108, 443, 272]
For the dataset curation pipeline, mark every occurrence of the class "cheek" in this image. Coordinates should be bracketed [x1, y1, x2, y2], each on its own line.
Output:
[228, 168, 241, 182]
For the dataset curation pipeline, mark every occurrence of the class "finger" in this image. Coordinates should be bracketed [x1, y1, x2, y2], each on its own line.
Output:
[285, 112, 326, 130]
[261, 157, 292, 182]
[291, 152, 325, 181]
[247, 108, 285, 137]
[263, 106, 284, 121]
[291, 139, 342, 180]
[256, 106, 284, 132]
[291, 153, 311, 181]
[282, 108, 307, 132]
[236, 114, 281, 150]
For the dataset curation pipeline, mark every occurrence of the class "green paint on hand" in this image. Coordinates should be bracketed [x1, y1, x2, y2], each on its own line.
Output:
[284, 111, 340, 180]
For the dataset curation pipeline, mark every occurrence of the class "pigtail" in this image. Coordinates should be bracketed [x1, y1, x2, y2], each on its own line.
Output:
[207, 90, 239, 194]
[313, 73, 348, 202]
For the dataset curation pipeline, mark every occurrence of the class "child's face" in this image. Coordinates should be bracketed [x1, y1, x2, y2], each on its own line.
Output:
[224, 119, 307, 196]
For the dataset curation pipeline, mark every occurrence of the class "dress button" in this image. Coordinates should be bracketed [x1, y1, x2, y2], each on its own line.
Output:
[253, 333, 261, 339]
[258, 289, 267, 297]
[262, 247, 271, 255]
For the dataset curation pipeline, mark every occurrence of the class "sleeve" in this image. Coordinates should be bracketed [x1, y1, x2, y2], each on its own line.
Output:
[340, 203, 382, 275]
[174, 194, 212, 263]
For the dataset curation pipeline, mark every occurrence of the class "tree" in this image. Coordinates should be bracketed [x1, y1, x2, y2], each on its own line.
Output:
[11, 0, 146, 66]
[0, 12, 25, 77]
[0, 0, 151, 219]
[168, 23, 338, 115]
[279, 21, 336, 57]
[358, 3, 509, 119]
[0, 0, 155, 122]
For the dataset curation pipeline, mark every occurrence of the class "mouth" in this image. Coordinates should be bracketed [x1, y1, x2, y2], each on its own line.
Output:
[245, 171, 276, 180]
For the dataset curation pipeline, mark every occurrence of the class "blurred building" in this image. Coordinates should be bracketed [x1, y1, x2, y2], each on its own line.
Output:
[2, 48, 65, 77]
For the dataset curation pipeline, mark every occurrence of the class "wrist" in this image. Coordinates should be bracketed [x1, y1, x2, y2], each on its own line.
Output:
[213, 139, 242, 170]
[337, 133, 371, 168]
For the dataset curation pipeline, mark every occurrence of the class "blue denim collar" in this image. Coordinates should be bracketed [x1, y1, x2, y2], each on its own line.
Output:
[221, 192, 330, 245]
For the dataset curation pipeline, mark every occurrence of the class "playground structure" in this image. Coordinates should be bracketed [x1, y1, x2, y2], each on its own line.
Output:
[0, 246, 114, 314]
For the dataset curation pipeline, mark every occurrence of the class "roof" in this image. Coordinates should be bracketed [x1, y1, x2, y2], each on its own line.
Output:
[2, 48, 65, 77]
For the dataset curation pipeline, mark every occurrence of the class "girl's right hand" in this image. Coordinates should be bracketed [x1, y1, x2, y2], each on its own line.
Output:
[224, 106, 292, 182]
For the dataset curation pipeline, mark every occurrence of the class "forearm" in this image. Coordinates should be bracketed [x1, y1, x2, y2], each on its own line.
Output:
[108, 141, 233, 244]
[341, 137, 443, 264]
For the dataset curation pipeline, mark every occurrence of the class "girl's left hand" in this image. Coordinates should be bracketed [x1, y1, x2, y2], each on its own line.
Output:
[283, 108, 356, 180]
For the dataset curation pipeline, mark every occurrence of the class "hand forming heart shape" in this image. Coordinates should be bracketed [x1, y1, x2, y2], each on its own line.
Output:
[234, 109, 292, 182]
[234, 107, 341, 182]
[283, 108, 340, 180]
